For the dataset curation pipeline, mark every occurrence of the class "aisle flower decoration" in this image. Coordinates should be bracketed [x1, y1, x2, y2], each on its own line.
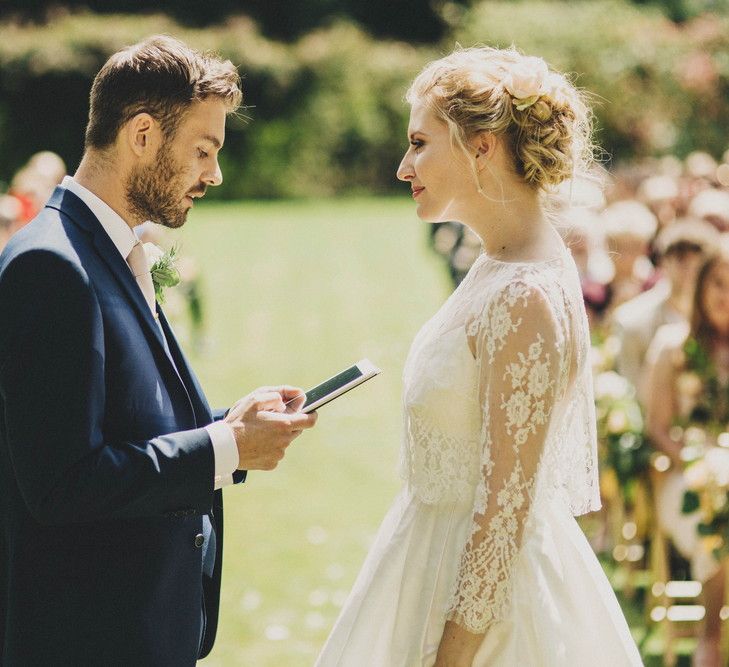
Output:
[679, 335, 729, 559]
[678, 335, 729, 430]
[594, 368, 650, 503]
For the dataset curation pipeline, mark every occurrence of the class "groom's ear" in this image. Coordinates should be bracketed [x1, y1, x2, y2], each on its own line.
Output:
[125, 112, 160, 158]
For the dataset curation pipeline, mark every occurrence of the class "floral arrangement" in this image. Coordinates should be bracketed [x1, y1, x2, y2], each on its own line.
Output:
[593, 365, 650, 503]
[678, 334, 729, 558]
[682, 443, 729, 560]
[676, 335, 729, 432]
[144, 242, 180, 304]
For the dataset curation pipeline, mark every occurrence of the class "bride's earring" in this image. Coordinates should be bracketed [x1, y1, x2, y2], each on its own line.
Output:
[475, 152, 485, 195]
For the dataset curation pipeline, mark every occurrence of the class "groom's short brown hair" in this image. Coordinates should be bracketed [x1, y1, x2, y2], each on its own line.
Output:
[84, 35, 242, 150]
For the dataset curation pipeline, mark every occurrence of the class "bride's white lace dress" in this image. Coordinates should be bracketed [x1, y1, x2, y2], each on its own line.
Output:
[316, 246, 642, 666]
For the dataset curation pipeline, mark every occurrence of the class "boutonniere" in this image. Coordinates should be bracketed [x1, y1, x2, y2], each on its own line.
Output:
[144, 242, 180, 304]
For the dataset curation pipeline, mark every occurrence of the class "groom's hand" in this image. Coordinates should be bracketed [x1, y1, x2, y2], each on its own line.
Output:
[224, 386, 317, 470]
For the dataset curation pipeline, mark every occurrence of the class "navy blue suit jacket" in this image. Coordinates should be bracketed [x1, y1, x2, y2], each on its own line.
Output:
[0, 186, 241, 665]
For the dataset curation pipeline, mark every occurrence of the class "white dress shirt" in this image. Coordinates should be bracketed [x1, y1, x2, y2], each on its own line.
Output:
[62, 176, 238, 489]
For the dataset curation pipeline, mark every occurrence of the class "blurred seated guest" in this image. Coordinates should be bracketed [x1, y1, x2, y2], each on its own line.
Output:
[613, 218, 719, 394]
[637, 173, 680, 228]
[0, 195, 21, 253]
[8, 151, 66, 228]
[645, 241, 729, 667]
[559, 206, 613, 330]
[689, 188, 729, 233]
[27, 150, 67, 184]
[428, 222, 484, 288]
[601, 199, 658, 316]
[685, 150, 719, 189]
[604, 162, 652, 203]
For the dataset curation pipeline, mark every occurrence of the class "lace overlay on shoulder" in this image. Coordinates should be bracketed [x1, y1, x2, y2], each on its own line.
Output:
[399, 253, 600, 634]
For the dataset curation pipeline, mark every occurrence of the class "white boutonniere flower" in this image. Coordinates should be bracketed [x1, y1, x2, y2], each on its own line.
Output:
[143, 242, 180, 304]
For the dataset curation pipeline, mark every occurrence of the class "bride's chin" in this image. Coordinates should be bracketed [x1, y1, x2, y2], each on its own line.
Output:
[415, 208, 449, 225]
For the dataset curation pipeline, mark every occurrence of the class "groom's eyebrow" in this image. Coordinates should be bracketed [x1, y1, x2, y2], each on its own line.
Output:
[202, 134, 222, 149]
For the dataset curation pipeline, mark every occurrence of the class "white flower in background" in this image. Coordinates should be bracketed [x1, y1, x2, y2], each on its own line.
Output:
[684, 426, 709, 448]
[607, 408, 629, 434]
[594, 371, 630, 401]
[684, 459, 710, 491]
[705, 447, 729, 487]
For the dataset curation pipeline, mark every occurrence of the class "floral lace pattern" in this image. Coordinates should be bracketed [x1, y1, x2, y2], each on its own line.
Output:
[399, 253, 600, 634]
[400, 406, 480, 504]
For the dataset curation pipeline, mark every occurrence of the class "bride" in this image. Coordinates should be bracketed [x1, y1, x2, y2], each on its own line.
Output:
[316, 46, 642, 666]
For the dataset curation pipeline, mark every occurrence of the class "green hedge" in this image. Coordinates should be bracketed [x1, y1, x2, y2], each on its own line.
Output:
[454, 1, 729, 163]
[1, 3, 729, 197]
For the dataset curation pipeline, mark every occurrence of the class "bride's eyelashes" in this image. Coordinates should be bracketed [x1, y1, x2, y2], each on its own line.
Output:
[410, 139, 425, 152]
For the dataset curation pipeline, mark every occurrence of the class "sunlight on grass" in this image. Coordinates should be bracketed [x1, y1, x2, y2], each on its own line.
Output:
[170, 197, 449, 666]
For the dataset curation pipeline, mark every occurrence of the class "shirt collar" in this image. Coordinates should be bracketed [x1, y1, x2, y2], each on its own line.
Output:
[62, 176, 139, 261]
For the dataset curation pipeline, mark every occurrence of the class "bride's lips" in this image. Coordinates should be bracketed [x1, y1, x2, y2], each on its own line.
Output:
[412, 186, 425, 199]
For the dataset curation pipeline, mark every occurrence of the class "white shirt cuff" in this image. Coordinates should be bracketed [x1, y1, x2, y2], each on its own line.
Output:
[205, 421, 239, 490]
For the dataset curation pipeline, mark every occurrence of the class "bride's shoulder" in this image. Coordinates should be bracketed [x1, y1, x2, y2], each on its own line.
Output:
[466, 266, 560, 332]
[473, 259, 565, 308]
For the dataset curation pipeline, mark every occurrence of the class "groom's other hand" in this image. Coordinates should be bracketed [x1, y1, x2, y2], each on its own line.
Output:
[224, 386, 317, 470]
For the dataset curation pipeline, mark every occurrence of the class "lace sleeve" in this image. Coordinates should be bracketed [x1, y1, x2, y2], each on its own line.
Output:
[446, 279, 566, 633]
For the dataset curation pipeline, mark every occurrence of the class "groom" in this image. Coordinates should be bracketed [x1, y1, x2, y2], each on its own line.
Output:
[0, 36, 317, 665]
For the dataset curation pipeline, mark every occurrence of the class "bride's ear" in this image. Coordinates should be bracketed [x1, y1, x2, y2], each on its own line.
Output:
[472, 132, 496, 172]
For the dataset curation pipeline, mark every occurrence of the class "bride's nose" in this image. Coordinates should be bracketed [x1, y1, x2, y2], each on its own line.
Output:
[397, 153, 414, 182]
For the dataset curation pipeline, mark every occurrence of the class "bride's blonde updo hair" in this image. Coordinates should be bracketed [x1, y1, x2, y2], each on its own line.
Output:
[406, 46, 595, 190]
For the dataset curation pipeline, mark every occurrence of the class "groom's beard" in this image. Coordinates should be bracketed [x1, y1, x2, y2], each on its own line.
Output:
[125, 145, 190, 229]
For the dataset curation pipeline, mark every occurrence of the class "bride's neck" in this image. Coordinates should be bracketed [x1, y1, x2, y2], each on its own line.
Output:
[461, 185, 556, 262]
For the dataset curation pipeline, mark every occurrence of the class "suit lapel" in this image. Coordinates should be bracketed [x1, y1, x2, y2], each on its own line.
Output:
[46, 187, 194, 412]
[158, 307, 213, 426]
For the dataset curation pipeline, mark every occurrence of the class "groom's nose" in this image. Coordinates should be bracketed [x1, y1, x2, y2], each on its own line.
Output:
[203, 159, 223, 187]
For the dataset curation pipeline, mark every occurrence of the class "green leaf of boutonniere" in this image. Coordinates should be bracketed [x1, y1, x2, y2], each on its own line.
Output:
[148, 244, 181, 304]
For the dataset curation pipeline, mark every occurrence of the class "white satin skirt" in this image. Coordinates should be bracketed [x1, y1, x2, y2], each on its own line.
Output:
[315, 488, 643, 666]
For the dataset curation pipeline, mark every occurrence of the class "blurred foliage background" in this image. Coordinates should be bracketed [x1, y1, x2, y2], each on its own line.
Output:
[2, 0, 729, 197]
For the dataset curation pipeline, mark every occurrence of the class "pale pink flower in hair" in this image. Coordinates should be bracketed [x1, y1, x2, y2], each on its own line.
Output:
[502, 56, 550, 109]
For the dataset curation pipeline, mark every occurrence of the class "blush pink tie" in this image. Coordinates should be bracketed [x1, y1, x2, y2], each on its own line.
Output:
[126, 241, 157, 318]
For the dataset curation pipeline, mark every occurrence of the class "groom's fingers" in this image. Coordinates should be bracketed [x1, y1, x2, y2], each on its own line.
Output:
[252, 391, 286, 413]
[257, 410, 318, 430]
[277, 385, 305, 399]
[249, 385, 305, 412]
[288, 411, 317, 429]
[278, 385, 307, 412]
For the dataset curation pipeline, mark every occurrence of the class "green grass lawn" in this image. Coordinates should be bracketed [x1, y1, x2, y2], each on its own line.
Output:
[168, 197, 656, 666]
[170, 197, 449, 666]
